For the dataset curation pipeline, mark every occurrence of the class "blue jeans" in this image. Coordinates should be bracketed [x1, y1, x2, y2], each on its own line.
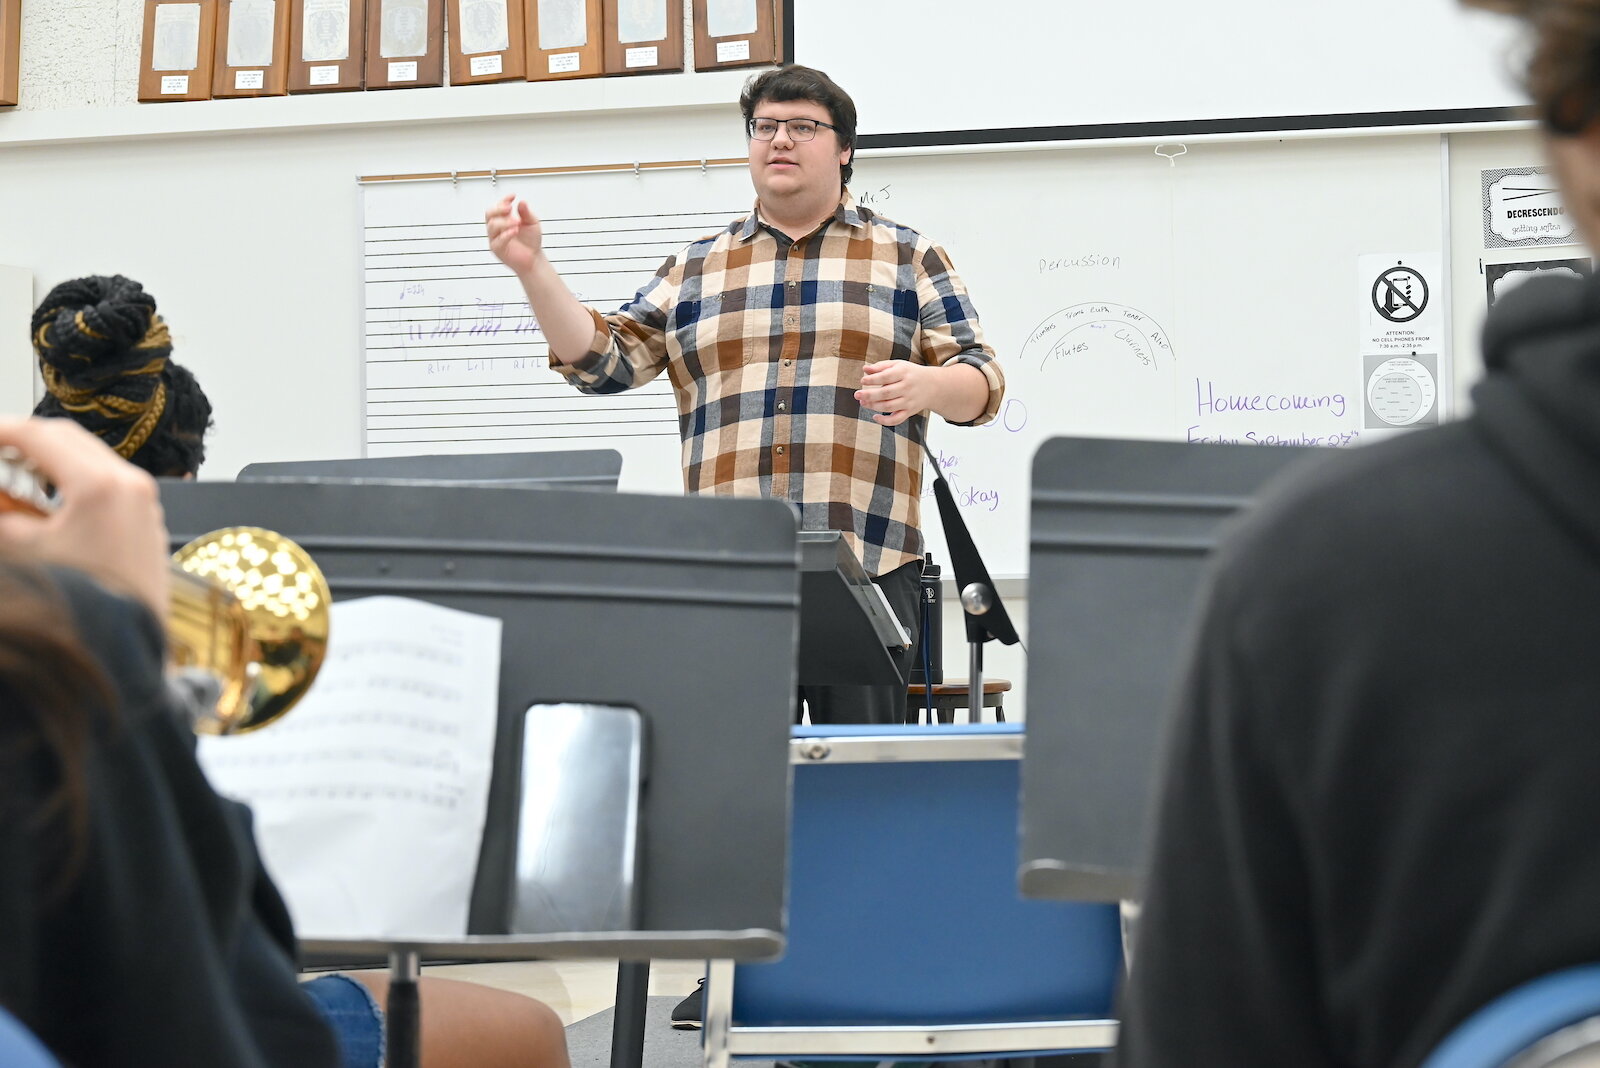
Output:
[302, 974, 385, 1068]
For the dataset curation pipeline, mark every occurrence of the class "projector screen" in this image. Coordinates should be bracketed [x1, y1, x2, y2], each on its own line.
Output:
[793, 0, 1530, 145]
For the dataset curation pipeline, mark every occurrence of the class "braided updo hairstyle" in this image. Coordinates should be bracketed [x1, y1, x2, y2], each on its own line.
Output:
[30, 275, 213, 478]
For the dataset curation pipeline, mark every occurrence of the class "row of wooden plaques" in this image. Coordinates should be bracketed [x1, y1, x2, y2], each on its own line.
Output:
[35, 0, 783, 103]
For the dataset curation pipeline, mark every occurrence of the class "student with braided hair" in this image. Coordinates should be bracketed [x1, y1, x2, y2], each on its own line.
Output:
[31, 275, 213, 479]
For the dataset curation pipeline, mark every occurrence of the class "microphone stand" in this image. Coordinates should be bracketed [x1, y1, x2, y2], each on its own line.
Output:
[912, 425, 1019, 720]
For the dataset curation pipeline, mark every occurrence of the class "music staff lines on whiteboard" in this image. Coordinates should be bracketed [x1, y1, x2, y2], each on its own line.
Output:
[364, 227, 729, 247]
[363, 205, 733, 454]
[364, 207, 734, 228]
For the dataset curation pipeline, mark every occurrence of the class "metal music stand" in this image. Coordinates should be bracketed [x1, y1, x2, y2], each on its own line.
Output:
[1020, 437, 1319, 901]
[161, 480, 799, 1068]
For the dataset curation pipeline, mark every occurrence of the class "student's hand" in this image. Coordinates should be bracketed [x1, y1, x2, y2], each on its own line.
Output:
[856, 361, 944, 427]
[486, 194, 545, 278]
[0, 418, 170, 619]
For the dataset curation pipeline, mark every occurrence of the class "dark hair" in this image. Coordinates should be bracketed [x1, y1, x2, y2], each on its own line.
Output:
[1467, 0, 1600, 133]
[740, 64, 858, 185]
[31, 275, 213, 478]
[0, 561, 114, 900]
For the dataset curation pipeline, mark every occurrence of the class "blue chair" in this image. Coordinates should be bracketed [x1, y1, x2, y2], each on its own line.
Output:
[1421, 964, 1600, 1068]
[0, 1007, 61, 1068]
[700, 723, 1122, 1067]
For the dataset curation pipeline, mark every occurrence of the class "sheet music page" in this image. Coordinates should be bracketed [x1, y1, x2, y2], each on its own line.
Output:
[197, 596, 502, 940]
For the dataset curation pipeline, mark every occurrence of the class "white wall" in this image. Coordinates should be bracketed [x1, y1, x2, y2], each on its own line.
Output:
[12, 0, 146, 111]
[0, 264, 33, 414]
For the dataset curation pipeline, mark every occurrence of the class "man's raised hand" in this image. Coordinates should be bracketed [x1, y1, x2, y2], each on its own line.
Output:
[486, 194, 544, 278]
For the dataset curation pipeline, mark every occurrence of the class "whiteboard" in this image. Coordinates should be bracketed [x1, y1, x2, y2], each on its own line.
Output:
[796, 0, 1525, 141]
[363, 133, 1446, 576]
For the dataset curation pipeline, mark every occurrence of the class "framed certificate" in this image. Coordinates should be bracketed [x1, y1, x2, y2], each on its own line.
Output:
[214, 0, 293, 96]
[365, 0, 444, 88]
[1, 0, 20, 107]
[691, 0, 776, 70]
[601, 0, 682, 75]
[447, 0, 525, 83]
[138, 0, 220, 102]
[289, 0, 366, 92]
[526, 0, 602, 82]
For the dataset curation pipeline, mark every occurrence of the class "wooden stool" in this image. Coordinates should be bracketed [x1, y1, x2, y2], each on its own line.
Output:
[905, 679, 1011, 724]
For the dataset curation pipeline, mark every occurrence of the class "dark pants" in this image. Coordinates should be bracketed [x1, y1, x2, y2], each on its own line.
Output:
[798, 559, 922, 726]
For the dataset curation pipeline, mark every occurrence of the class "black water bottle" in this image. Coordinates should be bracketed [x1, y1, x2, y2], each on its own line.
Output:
[909, 552, 943, 686]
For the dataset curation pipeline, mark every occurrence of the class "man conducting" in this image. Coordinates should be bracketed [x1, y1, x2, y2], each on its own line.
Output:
[485, 64, 1005, 725]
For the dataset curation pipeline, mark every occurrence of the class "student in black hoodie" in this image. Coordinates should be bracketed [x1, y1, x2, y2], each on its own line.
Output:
[1114, 3, 1600, 1066]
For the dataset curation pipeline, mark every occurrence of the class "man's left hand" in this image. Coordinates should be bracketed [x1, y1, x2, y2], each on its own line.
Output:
[856, 361, 943, 427]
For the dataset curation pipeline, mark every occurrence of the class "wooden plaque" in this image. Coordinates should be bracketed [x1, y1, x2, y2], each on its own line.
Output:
[365, 0, 444, 88]
[289, 0, 367, 92]
[1, 0, 20, 108]
[138, 0, 220, 102]
[525, 0, 602, 82]
[691, 0, 776, 71]
[214, 0, 293, 96]
[447, 0, 525, 84]
[601, 0, 681, 75]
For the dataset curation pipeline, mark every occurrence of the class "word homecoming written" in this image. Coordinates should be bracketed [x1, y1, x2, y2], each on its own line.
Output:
[1187, 377, 1360, 447]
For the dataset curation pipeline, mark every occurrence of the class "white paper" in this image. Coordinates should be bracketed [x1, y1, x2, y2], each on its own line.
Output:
[538, 0, 586, 49]
[160, 74, 191, 93]
[716, 39, 749, 62]
[706, 0, 756, 37]
[470, 53, 503, 75]
[309, 63, 342, 84]
[152, 3, 202, 70]
[624, 45, 657, 67]
[548, 51, 580, 72]
[388, 59, 419, 80]
[1363, 354, 1439, 428]
[234, 68, 265, 89]
[1357, 251, 1443, 356]
[227, 0, 277, 67]
[302, 0, 351, 62]
[1482, 167, 1577, 249]
[459, 0, 510, 55]
[198, 597, 503, 940]
[617, 0, 665, 42]
[380, 0, 429, 57]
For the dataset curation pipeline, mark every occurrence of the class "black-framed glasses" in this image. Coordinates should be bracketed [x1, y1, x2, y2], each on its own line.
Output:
[747, 117, 837, 142]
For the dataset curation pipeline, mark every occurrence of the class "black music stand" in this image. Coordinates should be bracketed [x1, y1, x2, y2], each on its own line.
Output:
[912, 431, 1019, 717]
[1019, 437, 1320, 901]
[161, 480, 799, 1068]
[237, 448, 623, 491]
[796, 530, 910, 687]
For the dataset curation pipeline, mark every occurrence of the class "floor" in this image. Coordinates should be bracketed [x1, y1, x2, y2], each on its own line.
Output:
[345, 958, 706, 1026]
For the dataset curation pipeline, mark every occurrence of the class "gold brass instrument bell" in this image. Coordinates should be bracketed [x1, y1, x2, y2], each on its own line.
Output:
[0, 447, 330, 734]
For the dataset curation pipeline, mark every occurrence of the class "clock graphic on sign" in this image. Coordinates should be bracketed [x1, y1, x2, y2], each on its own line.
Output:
[1365, 356, 1438, 426]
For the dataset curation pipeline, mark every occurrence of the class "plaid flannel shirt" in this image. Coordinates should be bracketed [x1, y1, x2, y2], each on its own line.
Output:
[555, 190, 1005, 576]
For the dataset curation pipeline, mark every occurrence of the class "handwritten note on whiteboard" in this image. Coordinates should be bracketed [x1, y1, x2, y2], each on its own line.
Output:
[197, 596, 502, 940]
